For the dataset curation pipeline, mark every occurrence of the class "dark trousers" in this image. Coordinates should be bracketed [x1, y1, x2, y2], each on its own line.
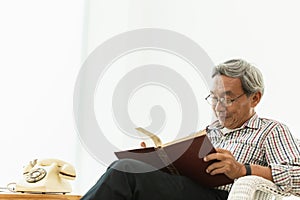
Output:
[81, 159, 228, 200]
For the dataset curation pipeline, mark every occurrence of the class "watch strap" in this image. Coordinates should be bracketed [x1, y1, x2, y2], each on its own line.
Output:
[244, 163, 252, 175]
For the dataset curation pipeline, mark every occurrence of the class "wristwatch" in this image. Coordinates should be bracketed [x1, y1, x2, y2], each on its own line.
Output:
[244, 163, 252, 175]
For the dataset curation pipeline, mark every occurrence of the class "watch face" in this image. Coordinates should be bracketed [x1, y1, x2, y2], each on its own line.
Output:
[25, 168, 47, 183]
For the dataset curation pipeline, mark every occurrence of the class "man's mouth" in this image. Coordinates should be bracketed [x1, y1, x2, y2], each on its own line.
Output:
[217, 113, 228, 121]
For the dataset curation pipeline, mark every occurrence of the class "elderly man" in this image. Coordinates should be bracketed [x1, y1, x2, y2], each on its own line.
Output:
[81, 59, 300, 200]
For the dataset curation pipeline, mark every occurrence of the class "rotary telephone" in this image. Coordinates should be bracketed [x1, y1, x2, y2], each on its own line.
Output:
[15, 158, 76, 193]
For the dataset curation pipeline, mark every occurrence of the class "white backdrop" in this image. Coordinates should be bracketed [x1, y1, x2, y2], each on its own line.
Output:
[0, 0, 300, 197]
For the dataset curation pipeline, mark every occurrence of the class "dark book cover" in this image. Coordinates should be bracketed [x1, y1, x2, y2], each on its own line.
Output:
[115, 134, 233, 188]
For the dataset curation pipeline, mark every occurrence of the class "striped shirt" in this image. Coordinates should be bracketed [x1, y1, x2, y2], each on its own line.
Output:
[207, 114, 300, 195]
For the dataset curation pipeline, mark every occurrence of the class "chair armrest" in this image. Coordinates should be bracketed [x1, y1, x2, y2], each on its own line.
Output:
[227, 175, 291, 200]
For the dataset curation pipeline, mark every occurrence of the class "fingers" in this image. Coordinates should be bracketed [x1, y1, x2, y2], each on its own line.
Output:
[203, 149, 227, 175]
[140, 142, 147, 148]
[206, 161, 224, 175]
[204, 148, 231, 162]
[204, 148, 243, 179]
[207, 166, 228, 176]
[205, 160, 234, 175]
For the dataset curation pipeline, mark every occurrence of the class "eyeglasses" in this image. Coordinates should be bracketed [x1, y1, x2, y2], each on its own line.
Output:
[205, 93, 245, 107]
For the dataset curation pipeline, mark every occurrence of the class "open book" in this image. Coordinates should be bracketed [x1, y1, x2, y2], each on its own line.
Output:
[114, 128, 233, 188]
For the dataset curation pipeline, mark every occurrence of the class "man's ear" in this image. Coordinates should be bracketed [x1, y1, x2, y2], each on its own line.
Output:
[251, 92, 262, 107]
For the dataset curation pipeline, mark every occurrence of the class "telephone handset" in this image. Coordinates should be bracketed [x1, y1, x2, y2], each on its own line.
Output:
[15, 158, 76, 193]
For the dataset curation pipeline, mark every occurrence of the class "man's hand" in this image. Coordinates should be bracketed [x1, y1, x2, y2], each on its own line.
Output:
[204, 148, 245, 180]
[140, 142, 147, 148]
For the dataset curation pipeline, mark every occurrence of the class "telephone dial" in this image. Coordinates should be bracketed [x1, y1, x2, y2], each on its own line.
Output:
[15, 158, 76, 193]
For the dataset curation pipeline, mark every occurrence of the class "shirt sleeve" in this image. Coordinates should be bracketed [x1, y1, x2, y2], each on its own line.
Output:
[265, 122, 300, 195]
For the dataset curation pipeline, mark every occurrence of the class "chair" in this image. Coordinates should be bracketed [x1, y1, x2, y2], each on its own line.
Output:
[228, 138, 300, 200]
[227, 175, 295, 200]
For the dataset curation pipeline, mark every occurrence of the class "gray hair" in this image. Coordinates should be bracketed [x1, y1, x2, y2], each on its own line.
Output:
[212, 59, 264, 96]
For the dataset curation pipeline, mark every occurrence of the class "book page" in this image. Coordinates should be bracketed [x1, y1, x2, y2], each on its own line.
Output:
[162, 129, 207, 147]
[135, 127, 207, 148]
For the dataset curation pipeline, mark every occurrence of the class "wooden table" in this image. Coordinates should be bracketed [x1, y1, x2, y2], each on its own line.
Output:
[0, 193, 81, 200]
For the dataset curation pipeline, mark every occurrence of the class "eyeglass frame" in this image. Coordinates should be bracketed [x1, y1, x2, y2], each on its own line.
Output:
[205, 93, 246, 107]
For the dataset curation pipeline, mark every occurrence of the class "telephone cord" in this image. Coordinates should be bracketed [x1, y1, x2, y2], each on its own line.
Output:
[0, 182, 17, 193]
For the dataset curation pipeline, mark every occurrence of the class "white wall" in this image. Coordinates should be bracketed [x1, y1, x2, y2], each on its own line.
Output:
[1, 0, 300, 197]
[0, 0, 85, 194]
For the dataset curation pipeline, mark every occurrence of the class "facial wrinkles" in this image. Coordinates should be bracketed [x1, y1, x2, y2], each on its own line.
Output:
[224, 96, 251, 128]
[212, 75, 248, 129]
[216, 103, 239, 128]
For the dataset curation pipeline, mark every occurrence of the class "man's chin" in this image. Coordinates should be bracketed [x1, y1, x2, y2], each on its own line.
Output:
[218, 118, 231, 128]
[217, 117, 226, 124]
